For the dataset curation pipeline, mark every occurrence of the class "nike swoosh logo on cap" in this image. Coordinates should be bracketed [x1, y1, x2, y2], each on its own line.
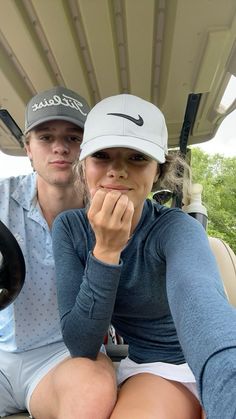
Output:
[107, 113, 144, 126]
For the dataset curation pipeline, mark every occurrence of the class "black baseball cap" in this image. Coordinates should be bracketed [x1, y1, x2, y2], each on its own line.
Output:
[24, 86, 90, 134]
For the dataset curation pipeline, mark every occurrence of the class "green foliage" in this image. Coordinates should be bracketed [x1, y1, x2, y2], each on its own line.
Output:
[190, 147, 236, 252]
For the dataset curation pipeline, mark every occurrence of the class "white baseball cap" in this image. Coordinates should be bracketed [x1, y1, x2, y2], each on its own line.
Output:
[79, 94, 168, 163]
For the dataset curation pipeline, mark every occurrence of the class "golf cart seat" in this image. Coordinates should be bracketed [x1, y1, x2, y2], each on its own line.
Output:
[208, 236, 236, 307]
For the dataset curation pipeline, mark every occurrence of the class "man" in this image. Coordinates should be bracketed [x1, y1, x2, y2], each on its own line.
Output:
[0, 86, 116, 419]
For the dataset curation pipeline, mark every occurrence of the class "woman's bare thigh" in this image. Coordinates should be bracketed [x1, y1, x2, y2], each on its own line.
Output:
[110, 373, 202, 419]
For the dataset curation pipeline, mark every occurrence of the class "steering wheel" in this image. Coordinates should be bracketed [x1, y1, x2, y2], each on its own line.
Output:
[0, 220, 25, 310]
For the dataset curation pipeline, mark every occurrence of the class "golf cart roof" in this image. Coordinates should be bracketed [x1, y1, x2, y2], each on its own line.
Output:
[0, 0, 236, 156]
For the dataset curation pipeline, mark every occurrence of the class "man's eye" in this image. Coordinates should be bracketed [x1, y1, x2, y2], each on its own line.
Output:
[67, 136, 82, 143]
[39, 135, 51, 141]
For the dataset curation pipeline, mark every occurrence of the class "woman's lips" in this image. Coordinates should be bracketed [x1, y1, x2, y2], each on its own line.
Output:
[101, 184, 131, 192]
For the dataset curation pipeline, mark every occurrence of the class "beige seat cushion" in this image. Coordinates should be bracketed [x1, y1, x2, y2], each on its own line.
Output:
[209, 237, 236, 307]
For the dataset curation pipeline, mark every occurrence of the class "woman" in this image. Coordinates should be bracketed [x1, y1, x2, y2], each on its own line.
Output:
[52, 94, 236, 419]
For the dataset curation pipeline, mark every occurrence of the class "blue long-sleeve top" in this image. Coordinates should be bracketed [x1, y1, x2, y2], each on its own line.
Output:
[52, 200, 236, 417]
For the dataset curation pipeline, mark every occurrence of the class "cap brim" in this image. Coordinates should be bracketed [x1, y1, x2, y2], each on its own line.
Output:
[24, 115, 85, 134]
[80, 135, 166, 163]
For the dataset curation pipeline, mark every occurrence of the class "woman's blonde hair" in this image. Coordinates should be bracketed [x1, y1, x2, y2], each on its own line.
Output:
[152, 151, 191, 196]
[73, 160, 90, 207]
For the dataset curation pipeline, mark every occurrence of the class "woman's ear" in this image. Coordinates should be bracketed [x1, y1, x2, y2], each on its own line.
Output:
[154, 174, 159, 183]
[154, 165, 161, 183]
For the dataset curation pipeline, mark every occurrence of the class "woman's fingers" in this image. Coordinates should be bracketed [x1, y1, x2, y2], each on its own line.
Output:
[121, 199, 134, 224]
[89, 190, 134, 262]
[88, 189, 107, 218]
[88, 189, 133, 240]
[89, 189, 129, 221]
[102, 191, 127, 218]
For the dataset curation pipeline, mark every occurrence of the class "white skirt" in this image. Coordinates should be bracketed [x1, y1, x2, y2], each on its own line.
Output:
[116, 357, 199, 400]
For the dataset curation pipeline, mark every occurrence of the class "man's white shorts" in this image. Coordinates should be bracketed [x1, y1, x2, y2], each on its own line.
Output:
[0, 341, 70, 417]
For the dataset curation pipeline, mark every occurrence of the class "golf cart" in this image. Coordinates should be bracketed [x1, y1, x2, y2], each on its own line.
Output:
[0, 0, 236, 417]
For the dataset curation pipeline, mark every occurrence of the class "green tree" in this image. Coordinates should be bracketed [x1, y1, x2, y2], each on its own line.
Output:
[190, 147, 236, 252]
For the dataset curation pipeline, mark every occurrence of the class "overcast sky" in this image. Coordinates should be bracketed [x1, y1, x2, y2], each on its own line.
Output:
[193, 108, 236, 157]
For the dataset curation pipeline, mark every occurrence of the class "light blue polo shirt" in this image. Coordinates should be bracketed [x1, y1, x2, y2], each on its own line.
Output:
[0, 173, 62, 351]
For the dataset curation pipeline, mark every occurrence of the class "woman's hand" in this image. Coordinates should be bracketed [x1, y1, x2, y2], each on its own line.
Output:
[88, 189, 134, 264]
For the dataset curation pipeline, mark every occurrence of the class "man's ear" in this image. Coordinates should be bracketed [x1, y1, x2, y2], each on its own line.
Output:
[24, 141, 32, 160]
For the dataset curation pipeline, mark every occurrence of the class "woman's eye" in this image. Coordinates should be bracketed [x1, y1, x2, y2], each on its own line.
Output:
[130, 154, 148, 161]
[91, 151, 109, 159]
